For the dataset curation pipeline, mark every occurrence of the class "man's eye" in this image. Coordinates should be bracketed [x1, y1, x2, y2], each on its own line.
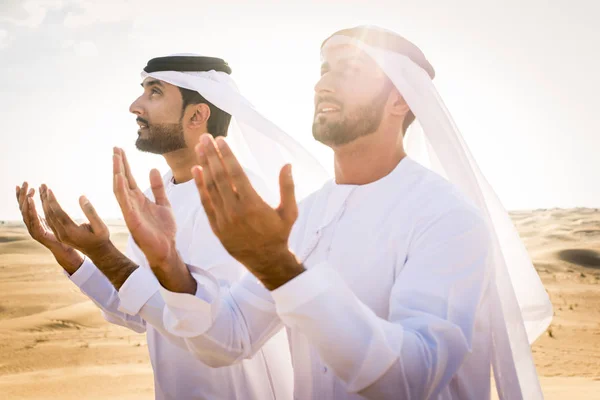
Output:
[151, 88, 161, 95]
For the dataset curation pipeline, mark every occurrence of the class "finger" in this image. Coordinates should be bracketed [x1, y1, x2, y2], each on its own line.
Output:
[113, 172, 129, 213]
[16, 186, 24, 216]
[192, 166, 219, 228]
[277, 164, 298, 225]
[195, 140, 225, 213]
[40, 185, 61, 238]
[46, 189, 77, 230]
[201, 135, 239, 211]
[39, 185, 49, 217]
[113, 172, 134, 218]
[21, 189, 36, 226]
[113, 152, 123, 195]
[113, 150, 138, 202]
[214, 137, 257, 201]
[119, 148, 139, 190]
[27, 197, 43, 234]
[149, 169, 171, 207]
[21, 191, 31, 226]
[18, 182, 28, 211]
[113, 147, 120, 176]
[79, 196, 108, 234]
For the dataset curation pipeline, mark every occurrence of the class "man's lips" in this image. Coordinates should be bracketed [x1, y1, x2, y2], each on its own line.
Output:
[316, 102, 341, 116]
[136, 118, 149, 129]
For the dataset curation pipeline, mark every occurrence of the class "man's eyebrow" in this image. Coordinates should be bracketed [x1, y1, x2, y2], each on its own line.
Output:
[140, 79, 164, 88]
[338, 55, 367, 66]
[321, 56, 366, 73]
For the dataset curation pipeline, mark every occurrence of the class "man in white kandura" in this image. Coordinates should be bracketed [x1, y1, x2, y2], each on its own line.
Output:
[113, 27, 552, 399]
[16, 54, 329, 399]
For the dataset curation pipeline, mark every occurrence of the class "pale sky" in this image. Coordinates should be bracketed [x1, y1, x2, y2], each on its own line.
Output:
[1, 0, 599, 221]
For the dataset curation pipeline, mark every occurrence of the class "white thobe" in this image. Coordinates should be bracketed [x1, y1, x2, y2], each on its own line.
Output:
[66, 170, 293, 400]
[157, 157, 494, 399]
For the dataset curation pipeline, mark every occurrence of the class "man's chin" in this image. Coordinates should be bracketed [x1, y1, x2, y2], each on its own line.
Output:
[313, 123, 345, 147]
[135, 141, 160, 154]
[135, 139, 188, 155]
[135, 138, 168, 154]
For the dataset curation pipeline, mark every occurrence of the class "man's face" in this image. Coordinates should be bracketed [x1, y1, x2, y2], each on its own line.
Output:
[312, 44, 391, 147]
[129, 78, 187, 154]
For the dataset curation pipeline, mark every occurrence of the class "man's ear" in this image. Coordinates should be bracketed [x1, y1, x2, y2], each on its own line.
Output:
[187, 103, 211, 128]
[388, 90, 410, 117]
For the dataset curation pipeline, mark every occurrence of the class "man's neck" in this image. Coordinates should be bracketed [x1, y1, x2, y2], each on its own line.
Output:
[332, 129, 406, 185]
[163, 148, 196, 184]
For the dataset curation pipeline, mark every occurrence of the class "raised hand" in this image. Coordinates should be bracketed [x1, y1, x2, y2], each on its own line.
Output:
[16, 182, 83, 274]
[112, 147, 177, 267]
[192, 134, 304, 290]
[112, 148, 194, 293]
[39, 184, 111, 259]
[38, 181, 139, 290]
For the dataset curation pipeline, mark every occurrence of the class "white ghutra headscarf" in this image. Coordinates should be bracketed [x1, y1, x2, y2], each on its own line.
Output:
[320, 26, 551, 400]
[141, 54, 330, 203]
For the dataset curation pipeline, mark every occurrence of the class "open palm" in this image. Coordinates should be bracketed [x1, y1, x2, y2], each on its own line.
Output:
[17, 183, 71, 252]
[113, 148, 177, 266]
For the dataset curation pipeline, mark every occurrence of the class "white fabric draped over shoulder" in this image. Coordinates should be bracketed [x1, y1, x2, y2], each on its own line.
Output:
[321, 33, 551, 399]
[142, 58, 330, 202]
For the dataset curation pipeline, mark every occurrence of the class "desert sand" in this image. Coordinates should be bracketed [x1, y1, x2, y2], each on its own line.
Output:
[1, 210, 599, 399]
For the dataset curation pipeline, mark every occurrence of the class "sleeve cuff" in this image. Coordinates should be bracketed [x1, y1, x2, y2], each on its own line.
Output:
[117, 266, 160, 315]
[66, 257, 98, 287]
[272, 262, 337, 315]
[160, 270, 221, 337]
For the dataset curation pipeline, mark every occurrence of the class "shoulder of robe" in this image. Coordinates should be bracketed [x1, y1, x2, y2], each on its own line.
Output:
[297, 179, 334, 217]
[405, 162, 486, 227]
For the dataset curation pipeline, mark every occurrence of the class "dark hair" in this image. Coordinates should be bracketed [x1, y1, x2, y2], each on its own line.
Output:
[402, 111, 415, 135]
[382, 76, 414, 136]
[178, 87, 232, 137]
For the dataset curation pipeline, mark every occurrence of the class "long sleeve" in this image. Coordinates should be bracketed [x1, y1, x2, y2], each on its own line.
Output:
[114, 210, 284, 365]
[117, 267, 195, 350]
[114, 261, 249, 355]
[66, 257, 146, 333]
[158, 269, 284, 367]
[113, 237, 209, 351]
[271, 207, 493, 399]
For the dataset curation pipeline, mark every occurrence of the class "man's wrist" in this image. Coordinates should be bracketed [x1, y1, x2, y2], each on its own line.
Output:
[83, 240, 115, 261]
[252, 248, 306, 291]
[51, 246, 84, 275]
[150, 246, 197, 295]
[87, 241, 138, 290]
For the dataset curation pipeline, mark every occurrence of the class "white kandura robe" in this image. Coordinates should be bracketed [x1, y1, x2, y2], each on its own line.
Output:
[156, 157, 495, 400]
[66, 170, 293, 400]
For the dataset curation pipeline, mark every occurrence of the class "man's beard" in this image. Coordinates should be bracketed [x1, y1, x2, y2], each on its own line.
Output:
[312, 85, 390, 147]
[135, 122, 187, 154]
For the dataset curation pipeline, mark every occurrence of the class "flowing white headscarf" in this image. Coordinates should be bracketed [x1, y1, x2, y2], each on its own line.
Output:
[321, 29, 551, 399]
[142, 54, 330, 202]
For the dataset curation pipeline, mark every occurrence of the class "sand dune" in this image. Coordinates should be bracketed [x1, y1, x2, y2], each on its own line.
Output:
[1, 210, 599, 399]
[0, 223, 151, 399]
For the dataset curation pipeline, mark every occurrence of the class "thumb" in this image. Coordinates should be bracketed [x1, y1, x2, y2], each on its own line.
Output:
[79, 196, 108, 234]
[277, 164, 298, 225]
[150, 169, 171, 207]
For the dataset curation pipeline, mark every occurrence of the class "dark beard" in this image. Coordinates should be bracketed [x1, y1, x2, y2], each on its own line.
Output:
[312, 85, 390, 147]
[135, 122, 186, 154]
